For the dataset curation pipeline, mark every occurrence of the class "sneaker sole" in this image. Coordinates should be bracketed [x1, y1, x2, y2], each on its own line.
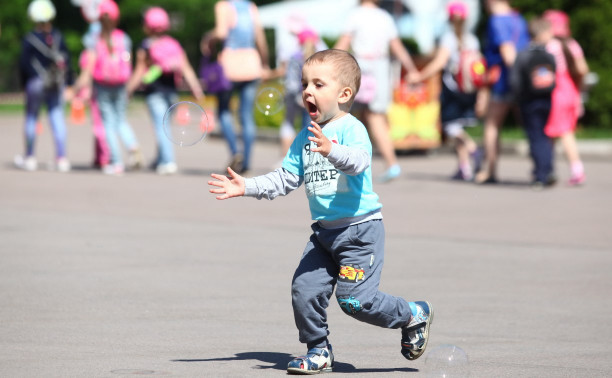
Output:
[406, 301, 434, 361]
[287, 366, 333, 375]
[287, 348, 333, 375]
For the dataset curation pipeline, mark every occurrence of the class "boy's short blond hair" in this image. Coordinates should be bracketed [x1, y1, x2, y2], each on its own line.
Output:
[304, 49, 361, 105]
[528, 17, 551, 39]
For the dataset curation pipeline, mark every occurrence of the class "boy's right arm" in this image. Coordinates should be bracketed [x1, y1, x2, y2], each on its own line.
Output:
[209, 167, 302, 201]
[244, 168, 302, 200]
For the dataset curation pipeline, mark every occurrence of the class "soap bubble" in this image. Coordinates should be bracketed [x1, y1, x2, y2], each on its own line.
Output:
[424, 344, 470, 378]
[163, 101, 209, 147]
[255, 87, 284, 116]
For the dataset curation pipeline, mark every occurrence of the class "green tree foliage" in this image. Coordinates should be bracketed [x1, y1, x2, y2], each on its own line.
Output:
[0, 0, 221, 91]
[0, 0, 281, 91]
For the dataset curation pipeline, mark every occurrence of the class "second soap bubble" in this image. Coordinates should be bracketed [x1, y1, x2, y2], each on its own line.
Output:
[255, 87, 284, 116]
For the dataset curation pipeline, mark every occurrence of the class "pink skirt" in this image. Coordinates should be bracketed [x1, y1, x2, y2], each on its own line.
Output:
[545, 73, 581, 138]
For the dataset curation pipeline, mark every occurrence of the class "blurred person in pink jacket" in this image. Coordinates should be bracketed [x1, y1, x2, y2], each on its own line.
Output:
[542, 10, 590, 186]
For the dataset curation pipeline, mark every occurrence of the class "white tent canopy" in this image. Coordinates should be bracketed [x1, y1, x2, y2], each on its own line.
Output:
[258, 0, 480, 56]
[258, 0, 360, 39]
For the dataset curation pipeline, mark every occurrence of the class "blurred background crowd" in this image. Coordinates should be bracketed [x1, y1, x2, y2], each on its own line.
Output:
[0, 0, 609, 186]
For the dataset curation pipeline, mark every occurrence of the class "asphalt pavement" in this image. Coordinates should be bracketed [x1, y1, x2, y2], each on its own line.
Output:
[1, 107, 611, 377]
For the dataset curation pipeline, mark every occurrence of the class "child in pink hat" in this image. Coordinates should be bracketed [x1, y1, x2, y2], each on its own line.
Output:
[73, 0, 143, 176]
[418, 1, 486, 181]
[542, 10, 590, 185]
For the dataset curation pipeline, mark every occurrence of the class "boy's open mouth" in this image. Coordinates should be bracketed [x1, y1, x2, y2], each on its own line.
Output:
[306, 101, 318, 116]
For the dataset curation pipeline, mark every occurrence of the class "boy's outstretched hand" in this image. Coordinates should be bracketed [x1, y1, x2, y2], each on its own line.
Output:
[308, 121, 332, 157]
[208, 167, 245, 200]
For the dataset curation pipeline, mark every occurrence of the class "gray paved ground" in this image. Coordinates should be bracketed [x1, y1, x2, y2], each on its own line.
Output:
[1, 107, 611, 377]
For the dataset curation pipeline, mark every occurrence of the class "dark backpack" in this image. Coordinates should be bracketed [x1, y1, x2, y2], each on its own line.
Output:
[522, 46, 556, 97]
[26, 32, 67, 90]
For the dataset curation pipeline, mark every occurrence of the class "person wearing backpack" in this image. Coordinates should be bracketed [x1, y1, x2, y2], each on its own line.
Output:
[16, 0, 73, 172]
[73, 0, 143, 176]
[418, 1, 487, 181]
[127, 6, 204, 175]
[510, 18, 557, 189]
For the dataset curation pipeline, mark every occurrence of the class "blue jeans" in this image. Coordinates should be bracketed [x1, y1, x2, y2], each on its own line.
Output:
[146, 90, 178, 165]
[520, 98, 554, 182]
[24, 77, 67, 158]
[95, 83, 139, 165]
[217, 80, 259, 170]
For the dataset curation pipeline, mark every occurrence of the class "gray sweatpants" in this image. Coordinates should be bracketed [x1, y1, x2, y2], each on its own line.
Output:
[291, 219, 413, 349]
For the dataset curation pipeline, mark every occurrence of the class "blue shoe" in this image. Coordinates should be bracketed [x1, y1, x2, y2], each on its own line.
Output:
[378, 164, 401, 183]
[401, 301, 433, 360]
[287, 345, 333, 374]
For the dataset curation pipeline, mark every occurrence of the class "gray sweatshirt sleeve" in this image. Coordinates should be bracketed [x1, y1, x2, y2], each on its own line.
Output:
[243, 168, 303, 200]
[325, 143, 371, 176]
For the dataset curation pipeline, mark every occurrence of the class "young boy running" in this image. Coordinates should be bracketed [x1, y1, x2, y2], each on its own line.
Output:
[208, 49, 432, 374]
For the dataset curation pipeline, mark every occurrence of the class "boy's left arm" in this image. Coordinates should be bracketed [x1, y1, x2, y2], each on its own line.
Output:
[326, 144, 370, 176]
[308, 121, 370, 176]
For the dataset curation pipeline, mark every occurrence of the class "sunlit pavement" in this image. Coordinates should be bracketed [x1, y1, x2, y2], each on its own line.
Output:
[1, 108, 611, 377]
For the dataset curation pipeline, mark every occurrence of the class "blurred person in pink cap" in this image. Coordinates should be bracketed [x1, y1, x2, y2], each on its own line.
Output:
[127, 6, 204, 175]
[542, 10, 590, 186]
[335, 0, 421, 183]
[418, 1, 487, 181]
[73, 0, 143, 176]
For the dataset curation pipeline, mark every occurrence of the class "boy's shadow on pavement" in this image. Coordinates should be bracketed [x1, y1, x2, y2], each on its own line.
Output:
[172, 351, 418, 373]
